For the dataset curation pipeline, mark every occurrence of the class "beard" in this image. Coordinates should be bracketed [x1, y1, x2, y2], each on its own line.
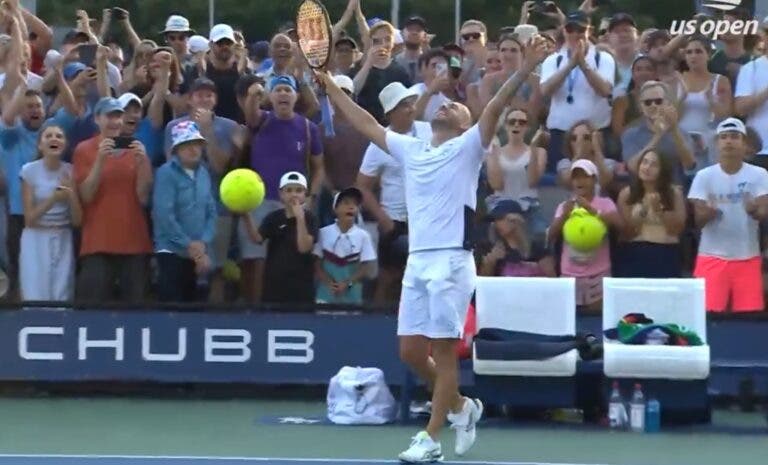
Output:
[405, 41, 421, 51]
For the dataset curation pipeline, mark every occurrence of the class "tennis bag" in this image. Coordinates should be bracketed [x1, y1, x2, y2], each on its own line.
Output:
[327, 366, 396, 425]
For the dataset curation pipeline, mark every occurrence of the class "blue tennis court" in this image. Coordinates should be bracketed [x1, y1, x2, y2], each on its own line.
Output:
[0, 456, 601, 465]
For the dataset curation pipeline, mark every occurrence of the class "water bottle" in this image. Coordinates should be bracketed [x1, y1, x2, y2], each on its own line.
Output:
[645, 398, 661, 433]
[608, 381, 626, 430]
[630, 383, 646, 433]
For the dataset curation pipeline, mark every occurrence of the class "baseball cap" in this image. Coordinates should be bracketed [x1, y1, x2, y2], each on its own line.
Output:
[171, 120, 206, 149]
[63, 29, 89, 45]
[161, 15, 194, 34]
[333, 75, 355, 94]
[190, 77, 218, 94]
[269, 75, 298, 92]
[333, 187, 363, 209]
[571, 159, 599, 178]
[486, 200, 524, 221]
[279, 171, 308, 189]
[716, 117, 747, 136]
[117, 92, 142, 109]
[62, 62, 86, 81]
[188, 35, 209, 54]
[335, 36, 358, 50]
[565, 11, 591, 27]
[404, 16, 427, 30]
[379, 82, 419, 114]
[209, 24, 235, 43]
[94, 97, 124, 116]
[608, 13, 636, 31]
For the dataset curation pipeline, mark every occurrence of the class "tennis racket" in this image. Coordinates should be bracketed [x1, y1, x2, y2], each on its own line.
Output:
[296, 0, 335, 137]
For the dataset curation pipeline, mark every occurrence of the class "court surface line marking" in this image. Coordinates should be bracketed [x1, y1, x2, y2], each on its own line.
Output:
[0, 454, 610, 465]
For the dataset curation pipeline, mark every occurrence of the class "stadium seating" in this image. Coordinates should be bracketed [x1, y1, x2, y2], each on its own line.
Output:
[602, 278, 710, 380]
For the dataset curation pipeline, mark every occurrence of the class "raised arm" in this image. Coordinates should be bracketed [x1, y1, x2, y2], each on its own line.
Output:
[332, 0, 357, 39]
[319, 71, 387, 151]
[479, 37, 548, 147]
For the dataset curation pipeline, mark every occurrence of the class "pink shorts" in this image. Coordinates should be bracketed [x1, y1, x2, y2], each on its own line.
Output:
[694, 255, 764, 313]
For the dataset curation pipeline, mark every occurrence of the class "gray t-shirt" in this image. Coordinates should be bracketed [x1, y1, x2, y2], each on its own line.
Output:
[19, 159, 73, 227]
[621, 121, 695, 183]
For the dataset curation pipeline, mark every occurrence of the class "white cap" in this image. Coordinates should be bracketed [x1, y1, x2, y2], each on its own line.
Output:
[44, 49, 62, 71]
[379, 82, 419, 114]
[570, 159, 599, 179]
[188, 35, 210, 54]
[117, 92, 142, 109]
[333, 75, 355, 94]
[210, 24, 235, 43]
[394, 29, 404, 45]
[716, 117, 747, 136]
[162, 15, 193, 34]
[279, 171, 308, 189]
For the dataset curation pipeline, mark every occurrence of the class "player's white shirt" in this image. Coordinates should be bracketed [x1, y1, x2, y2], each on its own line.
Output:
[385, 125, 487, 253]
[359, 121, 433, 222]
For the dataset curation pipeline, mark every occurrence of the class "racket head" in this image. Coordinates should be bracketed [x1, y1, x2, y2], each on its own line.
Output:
[295, 0, 333, 70]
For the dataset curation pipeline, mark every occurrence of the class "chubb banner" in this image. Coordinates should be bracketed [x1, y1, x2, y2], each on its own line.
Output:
[0, 310, 401, 383]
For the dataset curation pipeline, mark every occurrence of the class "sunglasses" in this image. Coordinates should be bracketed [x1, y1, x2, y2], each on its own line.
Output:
[570, 134, 592, 141]
[166, 34, 187, 42]
[642, 98, 665, 107]
[461, 32, 482, 41]
[565, 24, 587, 34]
[506, 118, 528, 126]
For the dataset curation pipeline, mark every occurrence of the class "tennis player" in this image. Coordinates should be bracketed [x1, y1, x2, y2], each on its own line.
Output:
[319, 38, 549, 463]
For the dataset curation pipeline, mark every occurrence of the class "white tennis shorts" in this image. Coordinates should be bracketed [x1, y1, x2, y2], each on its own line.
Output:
[397, 249, 476, 339]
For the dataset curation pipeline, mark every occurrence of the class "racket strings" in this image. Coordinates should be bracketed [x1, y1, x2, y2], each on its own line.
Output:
[297, 1, 330, 67]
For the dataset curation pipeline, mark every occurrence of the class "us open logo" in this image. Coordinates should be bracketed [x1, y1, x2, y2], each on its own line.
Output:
[670, 0, 758, 40]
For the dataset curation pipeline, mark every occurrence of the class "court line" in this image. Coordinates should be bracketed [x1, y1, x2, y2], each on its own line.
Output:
[0, 454, 610, 465]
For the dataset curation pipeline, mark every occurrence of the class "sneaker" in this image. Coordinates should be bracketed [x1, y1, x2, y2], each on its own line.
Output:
[448, 397, 483, 456]
[398, 431, 443, 463]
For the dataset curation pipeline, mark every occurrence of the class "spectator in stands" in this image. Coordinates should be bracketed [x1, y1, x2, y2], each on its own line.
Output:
[153, 121, 216, 303]
[19, 124, 81, 301]
[458, 20, 488, 85]
[238, 75, 324, 303]
[478, 200, 554, 277]
[485, 109, 548, 239]
[242, 171, 318, 304]
[314, 187, 376, 304]
[616, 149, 685, 278]
[735, 33, 768, 169]
[357, 82, 432, 303]
[74, 97, 153, 303]
[540, 11, 615, 172]
[558, 120, 614, 191]
[678, 35, 733, 168]
[549, 160, 623, 311]
[412, 48, 460, 123]
[478, 35, 541, 124]
[161, 15, 194, 72]
[351, 20, 411, 124]
[611, 55, 657, 136]
[332, 36, 359, 76]
[607, 13, 639, 92]
[396, 16, 428, 84]
[689, 118, 768, 313]
[319, 76, 369, 226]
[0, 13, 43, 95]
[621, 81, 695, 181]
[709, 8, 753, 86]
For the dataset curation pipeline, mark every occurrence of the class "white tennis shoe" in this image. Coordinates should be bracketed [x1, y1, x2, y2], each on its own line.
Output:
[398, 431, 443, 463]
[447, 397, 484, 456]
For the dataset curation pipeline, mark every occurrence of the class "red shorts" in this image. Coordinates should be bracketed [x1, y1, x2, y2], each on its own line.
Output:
[694, 255, 764, 313]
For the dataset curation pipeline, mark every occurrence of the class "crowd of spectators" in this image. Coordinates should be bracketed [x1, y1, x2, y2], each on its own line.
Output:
[1, 0, 768, 313]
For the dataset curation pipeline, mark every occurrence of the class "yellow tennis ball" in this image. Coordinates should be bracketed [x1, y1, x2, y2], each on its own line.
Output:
[220, 169, 265, 213]
[563, 207, 607, 252]
[222, 259, 241, 282]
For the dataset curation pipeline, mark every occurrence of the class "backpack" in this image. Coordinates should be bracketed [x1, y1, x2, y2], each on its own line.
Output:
[327, 367, 397, 425]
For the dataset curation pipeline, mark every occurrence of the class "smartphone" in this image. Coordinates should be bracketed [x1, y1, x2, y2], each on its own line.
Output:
[78, 44, 97, 68]
[113, 137, 135, 150]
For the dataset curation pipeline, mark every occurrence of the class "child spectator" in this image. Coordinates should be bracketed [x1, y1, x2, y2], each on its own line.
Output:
[616, 149, 686, 278]
[558, 120, 615, 192]
[313, 187, 377, 304]
[152, 121, 217, 302]
[242, 171, 318, 304]
[688, 118, 768, 313]
[19, 124, 82, 301]
[549, 160, 623, 311]
[478, 200, 554, 277]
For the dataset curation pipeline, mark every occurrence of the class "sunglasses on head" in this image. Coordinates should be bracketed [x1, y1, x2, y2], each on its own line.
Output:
[506, 118, 528, 126]
[461, 32, 482, 41]
[571, 134, 592, 141]
[642, 98, 664, 107]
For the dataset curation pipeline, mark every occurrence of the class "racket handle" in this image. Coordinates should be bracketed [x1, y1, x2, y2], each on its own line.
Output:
[320, 94, 335, 137]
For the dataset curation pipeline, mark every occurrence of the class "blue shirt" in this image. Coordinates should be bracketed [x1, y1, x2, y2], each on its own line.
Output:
[49, 106, 98, 162]
[135, 118, 164, 169]
[152, 157, 217, 260]
[0, 120, 40, 215]
[164, 114, 239, 215]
